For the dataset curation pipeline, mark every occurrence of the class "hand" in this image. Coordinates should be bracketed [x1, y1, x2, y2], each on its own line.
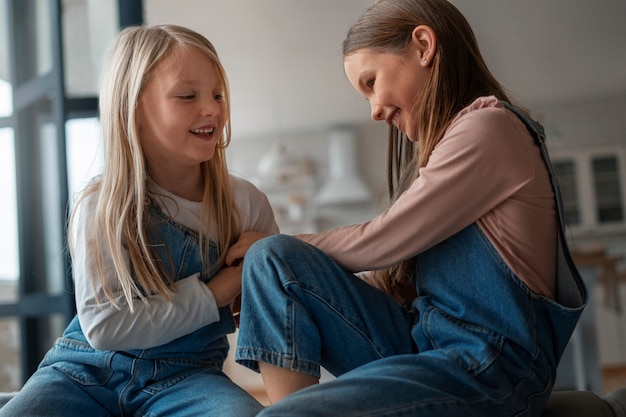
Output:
[225, 231, 271, 266]
[206, 263, 243, 307]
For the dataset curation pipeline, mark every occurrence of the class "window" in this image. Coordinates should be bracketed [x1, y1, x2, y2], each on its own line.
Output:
[553, 149, 626, 230]
[66, 118, 104, 201]
[554, 160, 581, 226]
[62, 0, 119, 98]
[0, 0, 141, 391]
[592, 156, 623, 223]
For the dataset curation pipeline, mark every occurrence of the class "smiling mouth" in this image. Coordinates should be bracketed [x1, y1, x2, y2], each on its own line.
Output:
[190, 127, 215, 137]
[387, 110, 400, 129]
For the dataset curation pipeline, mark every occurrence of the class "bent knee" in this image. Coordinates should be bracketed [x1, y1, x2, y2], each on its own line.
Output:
[248, 234, 304, 259]
[244, 234, 319, 280]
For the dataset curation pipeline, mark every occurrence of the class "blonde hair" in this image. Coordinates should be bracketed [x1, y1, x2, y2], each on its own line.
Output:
[343, 0, 513, 301]
[68, 24, 238, 310]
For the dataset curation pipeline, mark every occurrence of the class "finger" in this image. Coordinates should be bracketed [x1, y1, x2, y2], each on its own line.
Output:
[225, 243, 244, 265]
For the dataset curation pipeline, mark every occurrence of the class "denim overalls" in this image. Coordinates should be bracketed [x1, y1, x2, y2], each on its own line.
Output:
[0, 202, 264, 417]
[235, 105, 587, 417]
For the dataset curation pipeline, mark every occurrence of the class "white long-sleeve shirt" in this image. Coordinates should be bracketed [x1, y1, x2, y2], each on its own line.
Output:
[72, 175, 278, 350]
[298, 97, 557, 299]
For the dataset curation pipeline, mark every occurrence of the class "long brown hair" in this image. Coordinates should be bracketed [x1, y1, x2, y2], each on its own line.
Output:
[343, 0, 513, 301]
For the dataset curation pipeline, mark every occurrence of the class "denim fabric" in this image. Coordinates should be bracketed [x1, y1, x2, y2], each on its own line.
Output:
[0, 203, 263, 417]
[235, 225, 586, 417]
[236, 235, 416, 379]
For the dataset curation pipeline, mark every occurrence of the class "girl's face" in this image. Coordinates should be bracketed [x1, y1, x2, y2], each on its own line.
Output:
[344, 43, 429, 141]
[137, 46, 226, 175]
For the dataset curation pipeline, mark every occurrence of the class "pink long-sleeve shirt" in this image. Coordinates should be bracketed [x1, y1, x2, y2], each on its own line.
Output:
[298, 96, 557, 299]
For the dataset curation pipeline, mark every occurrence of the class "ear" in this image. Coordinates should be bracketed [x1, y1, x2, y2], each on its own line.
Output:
[410, 25, 436, 67]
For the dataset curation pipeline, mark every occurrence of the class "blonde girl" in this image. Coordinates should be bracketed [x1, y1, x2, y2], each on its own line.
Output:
[1, 24, 277, 417]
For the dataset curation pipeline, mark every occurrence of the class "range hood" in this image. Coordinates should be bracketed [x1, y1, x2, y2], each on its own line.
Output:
[314, 126, 371, 206]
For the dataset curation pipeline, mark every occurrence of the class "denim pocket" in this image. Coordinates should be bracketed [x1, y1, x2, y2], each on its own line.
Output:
[421, 306, 504, 375]
[41, 338, 114, 386]
[50, 361, 114, 386]
[142, 360, 220, 395]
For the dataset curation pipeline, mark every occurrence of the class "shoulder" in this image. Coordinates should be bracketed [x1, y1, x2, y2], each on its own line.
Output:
[229, 174, 267, 202]
[450, 96, 523, 135]
[229, 174, 273, 216]
[229, 174, 278, 233]
[443, 96, 535, 156]
[430, 97, 539, 187]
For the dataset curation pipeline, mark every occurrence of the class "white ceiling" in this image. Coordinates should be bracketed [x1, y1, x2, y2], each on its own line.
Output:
[144, 0, 626, 139]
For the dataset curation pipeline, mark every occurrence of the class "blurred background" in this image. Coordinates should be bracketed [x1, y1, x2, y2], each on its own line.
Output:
[1, 0, 625, 402]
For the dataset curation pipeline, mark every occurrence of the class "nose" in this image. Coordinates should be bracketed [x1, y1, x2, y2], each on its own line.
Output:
[201, 96, 222, 116]
[370, 101, 384, 121]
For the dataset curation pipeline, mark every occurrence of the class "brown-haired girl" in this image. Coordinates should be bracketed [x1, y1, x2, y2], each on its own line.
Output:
[228, 1, 586, 415]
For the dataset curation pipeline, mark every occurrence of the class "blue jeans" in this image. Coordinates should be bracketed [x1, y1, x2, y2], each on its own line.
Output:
[0, 202, 263, 417]
[0, 338, 262, 416]
[236, 226, 586, 416]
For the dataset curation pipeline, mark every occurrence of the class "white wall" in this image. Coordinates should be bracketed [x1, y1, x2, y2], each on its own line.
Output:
[228, 120, 389, 232]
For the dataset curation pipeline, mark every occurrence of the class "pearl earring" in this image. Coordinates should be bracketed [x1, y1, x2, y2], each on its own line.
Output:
[422, 58, 428, 63]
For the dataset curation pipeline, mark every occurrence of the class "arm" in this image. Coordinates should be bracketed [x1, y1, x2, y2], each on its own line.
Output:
[222, 178, 279, 322]
[71, 197, 221, 351]
[75, 178, 279, 351]
[297, 104, 534, 272]
[224, 176, 279, 266]
[77, 273, 220, 351]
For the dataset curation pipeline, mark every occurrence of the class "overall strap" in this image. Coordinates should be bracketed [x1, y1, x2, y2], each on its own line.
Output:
[502, 102, 565, 233]
[502, 101, 586, 308]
